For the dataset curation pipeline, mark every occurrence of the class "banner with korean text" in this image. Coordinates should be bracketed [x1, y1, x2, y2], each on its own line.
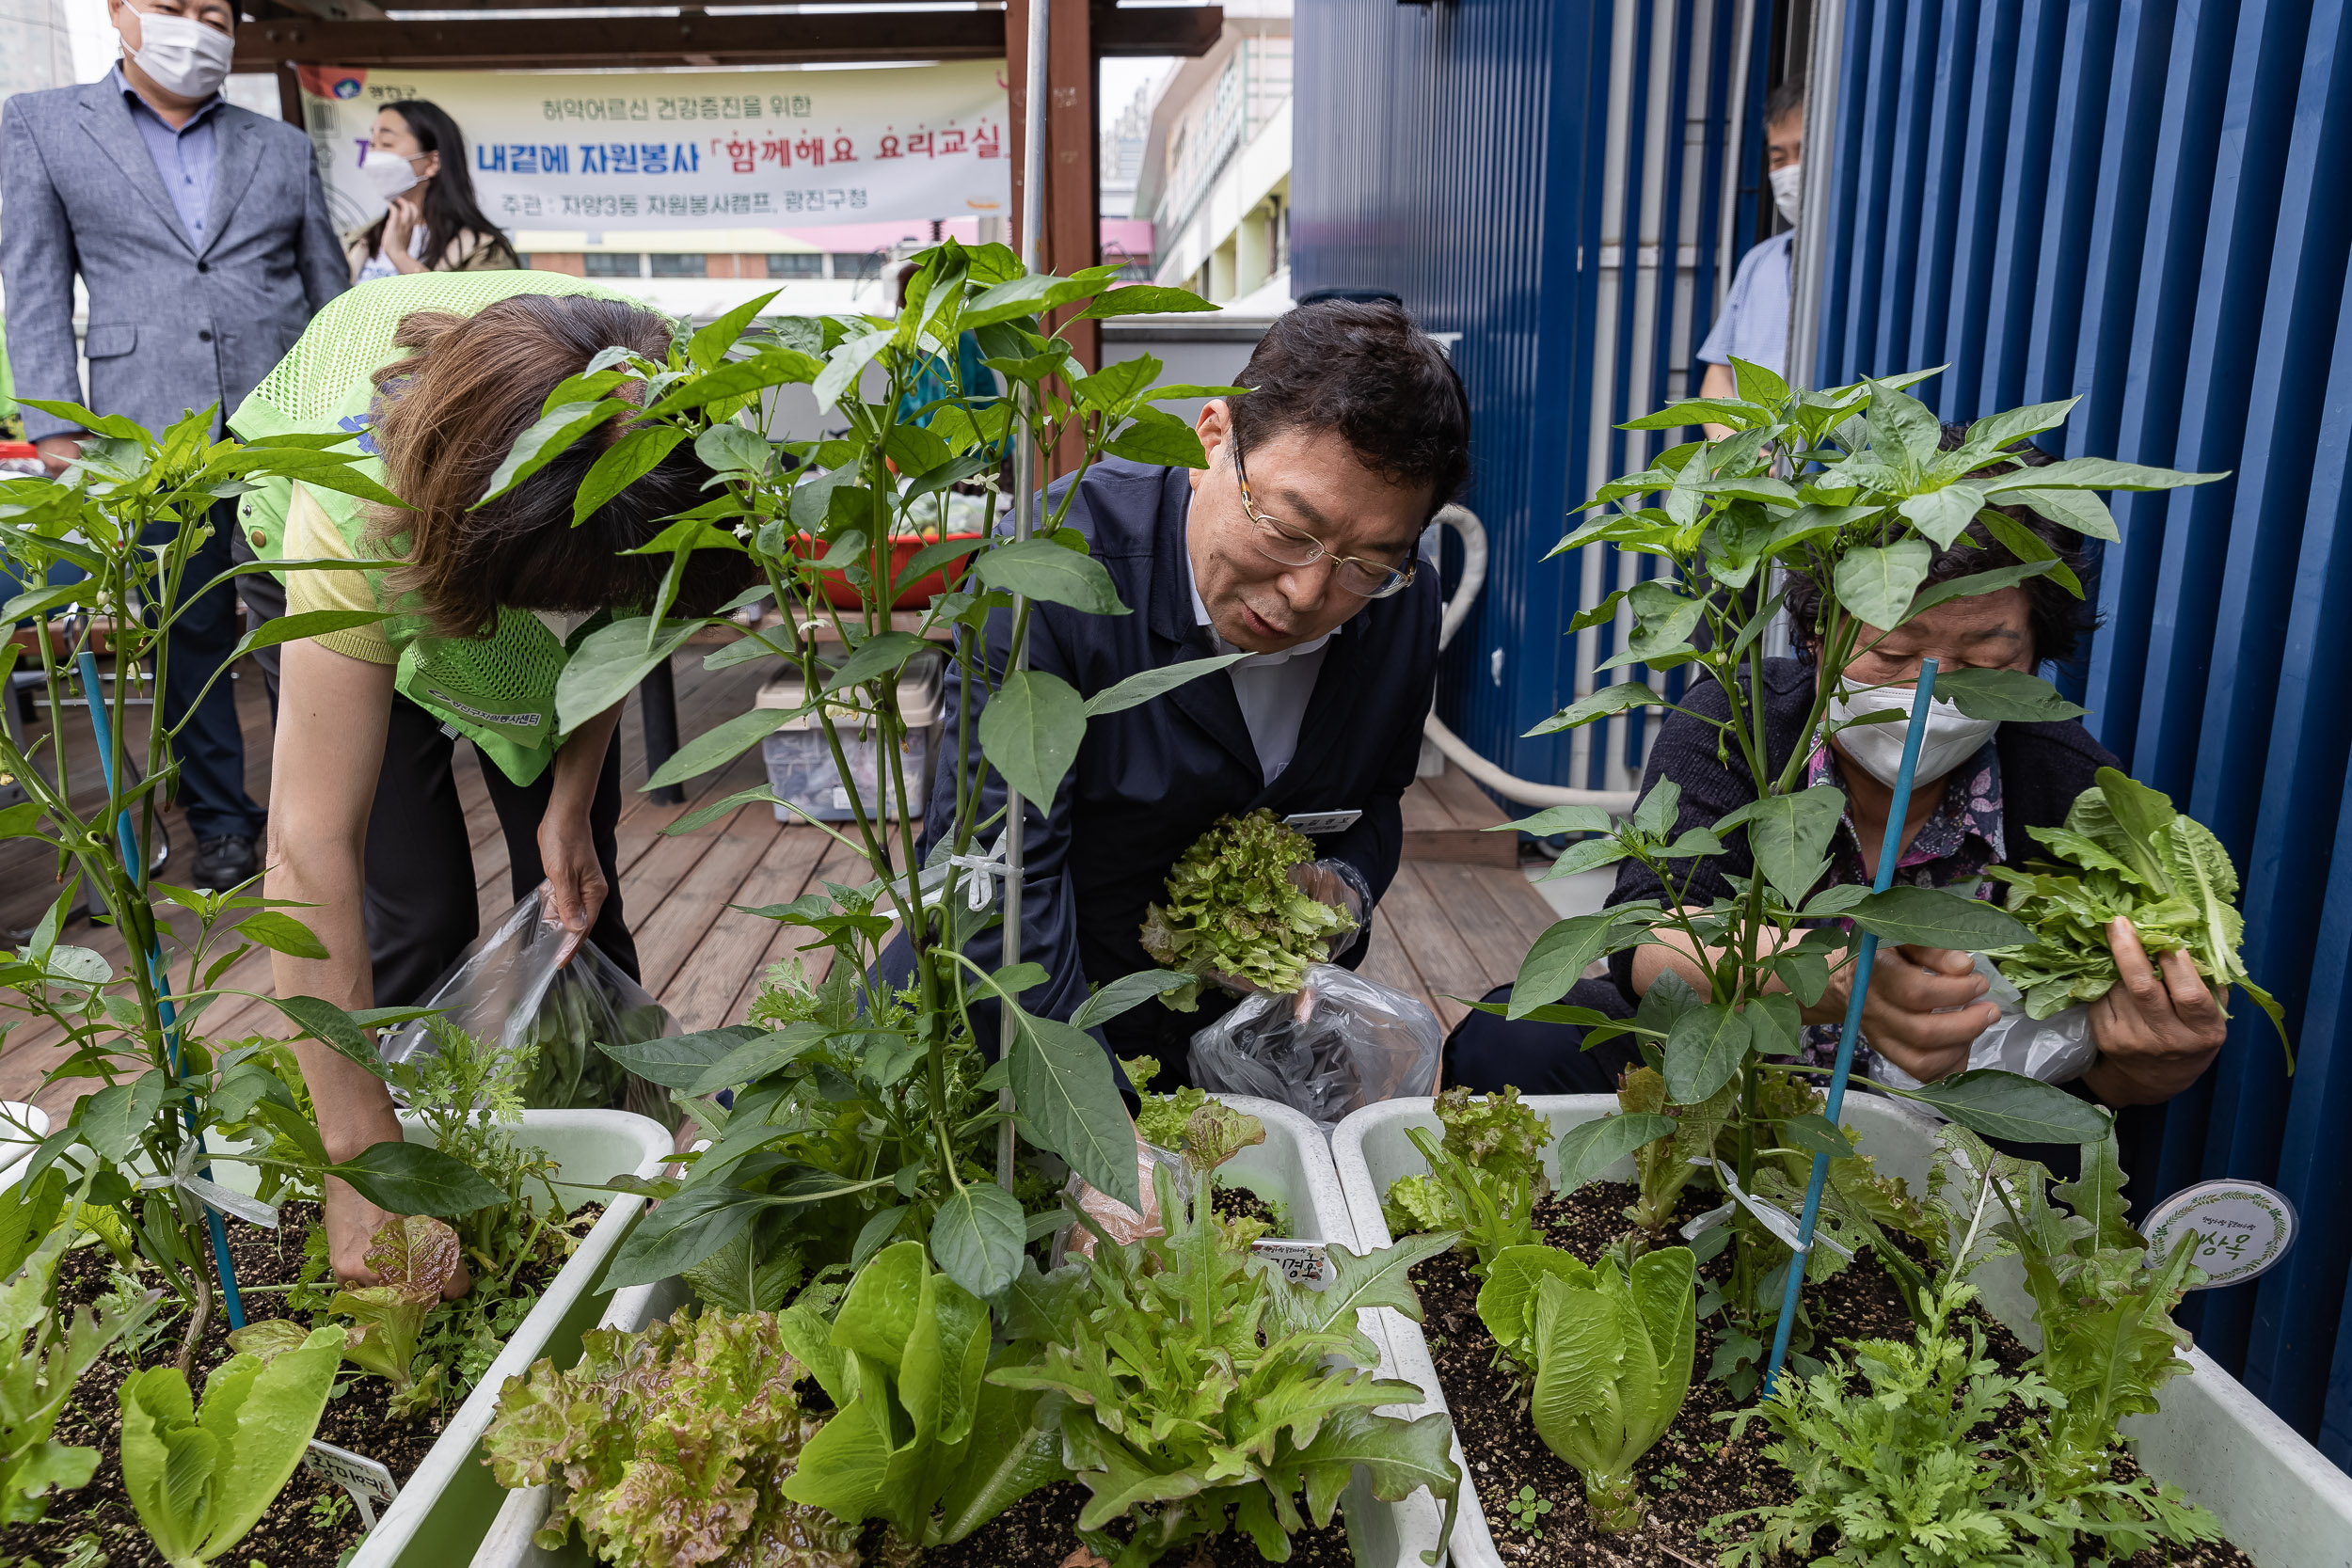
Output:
[294, 61, 1009, 233]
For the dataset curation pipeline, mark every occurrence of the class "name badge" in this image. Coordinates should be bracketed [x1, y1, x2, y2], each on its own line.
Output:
[1282, 810, 1361, 836]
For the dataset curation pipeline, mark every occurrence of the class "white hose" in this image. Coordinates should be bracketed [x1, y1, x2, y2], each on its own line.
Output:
[1425, 505, 1641, 815]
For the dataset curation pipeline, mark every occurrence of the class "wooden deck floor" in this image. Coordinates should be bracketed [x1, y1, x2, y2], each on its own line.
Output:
[0, 655, 1556, 1116]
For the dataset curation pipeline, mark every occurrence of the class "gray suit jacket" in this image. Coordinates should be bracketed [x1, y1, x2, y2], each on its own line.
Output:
[1, 76, 345, 443]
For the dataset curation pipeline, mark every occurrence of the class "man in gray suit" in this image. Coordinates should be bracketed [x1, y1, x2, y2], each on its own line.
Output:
[2, 0, 344, 888]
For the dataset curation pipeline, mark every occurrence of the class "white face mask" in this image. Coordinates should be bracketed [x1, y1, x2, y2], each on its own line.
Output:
[1769, 163, 1803, 226]
[119, 10, 233, 102]
[1828, 685, 1999, 789]
[360, 147, 425, 202]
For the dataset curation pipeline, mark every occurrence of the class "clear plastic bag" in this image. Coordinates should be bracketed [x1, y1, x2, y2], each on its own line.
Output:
[1186, 963, 1442, 1132]
[377, 889, 678, 1125]
[1868, 952, 2097, 1094]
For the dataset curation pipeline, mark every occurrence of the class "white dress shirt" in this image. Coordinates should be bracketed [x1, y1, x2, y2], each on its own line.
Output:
[1184, 499, 1334, 784]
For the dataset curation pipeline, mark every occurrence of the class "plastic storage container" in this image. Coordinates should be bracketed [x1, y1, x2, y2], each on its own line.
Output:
[756, 649, 943, 822]
[1332, 1094, 2352, 1568]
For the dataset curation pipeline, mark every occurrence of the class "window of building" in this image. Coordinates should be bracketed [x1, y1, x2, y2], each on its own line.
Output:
[649, 254, 707, 277]
[829, 252, 878, 282]
[767, 253, 823, 277]
[583, 253, 644, 277]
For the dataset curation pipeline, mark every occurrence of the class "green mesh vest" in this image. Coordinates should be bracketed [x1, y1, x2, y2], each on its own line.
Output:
[228, 271, 644, 785]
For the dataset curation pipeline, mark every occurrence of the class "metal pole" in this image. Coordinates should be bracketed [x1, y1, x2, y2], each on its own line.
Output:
[1763, 658, 1939, 1392]
[1715, 0, 1757, 311]
[1784, 0, 1847, 392]
[997, 0, 1050, 1193]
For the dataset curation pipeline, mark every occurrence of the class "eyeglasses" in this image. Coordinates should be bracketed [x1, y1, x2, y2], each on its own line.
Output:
[1231, 433, 1418, 599]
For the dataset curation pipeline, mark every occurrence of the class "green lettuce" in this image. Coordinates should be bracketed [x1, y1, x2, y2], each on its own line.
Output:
[1382, 1086, 1549, 1274]
[3, 1200, 154, 1528]
[993, 1104, 1460, 1565]
[1139, 809, 1355, 1008]
[117, 1326, 345, 1568]
[1989, 768, 2288, 1060]
[484, 1306, 855, 1567]
[1477, 1244, 1694, 1533]
[776, 1242, 1062, 1551]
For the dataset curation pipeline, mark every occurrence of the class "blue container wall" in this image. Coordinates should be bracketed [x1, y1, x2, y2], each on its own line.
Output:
[1295, 0, 1768, 796]
[1299, 0, 2352, 1466]
[1813, 0, 2352, 1464]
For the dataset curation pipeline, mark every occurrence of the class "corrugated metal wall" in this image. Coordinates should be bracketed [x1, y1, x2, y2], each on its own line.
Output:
[1298, 0, 2352, 1468]
[1813, 0, 2352, 1466]
[1295, 0, 1769, 796]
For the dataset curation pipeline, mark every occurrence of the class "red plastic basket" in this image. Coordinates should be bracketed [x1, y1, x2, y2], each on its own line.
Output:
[791, 531, 984, 609]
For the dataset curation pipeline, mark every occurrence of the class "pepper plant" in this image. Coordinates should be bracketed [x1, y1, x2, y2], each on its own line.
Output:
[1498, 362, 2218, 1369]
[517, 241, 1242, 1300]
[0, 403, 518, 1374]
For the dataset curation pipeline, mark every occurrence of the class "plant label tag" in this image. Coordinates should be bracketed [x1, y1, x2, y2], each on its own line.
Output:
[1281, 811, 1361, 836]
[303, 1439, 397, 1530]
[2144, 1180, 2297, 1290]
[1251, 1238, 1333, 1290]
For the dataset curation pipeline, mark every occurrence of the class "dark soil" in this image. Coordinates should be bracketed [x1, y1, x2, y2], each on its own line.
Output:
[1411, 1181, 2257, 1568]
[909, 1479, 1355, 1568]
[1210, 1181, 1279, 1233]
[20, 1200, 587, 1568]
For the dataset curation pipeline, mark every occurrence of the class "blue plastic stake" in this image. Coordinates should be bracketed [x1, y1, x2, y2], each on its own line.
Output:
[75, 649, 246, 1329]
[1761, 657, 1941, 1394]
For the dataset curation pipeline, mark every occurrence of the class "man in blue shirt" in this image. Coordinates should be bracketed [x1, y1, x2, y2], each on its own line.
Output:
[1698, 77, 1805, 433]
[2, 0, 344, 888]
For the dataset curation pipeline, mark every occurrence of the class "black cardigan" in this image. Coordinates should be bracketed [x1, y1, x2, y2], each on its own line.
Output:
[1595, 657, 2153, 1196]
[1604, 657, 2120, 995]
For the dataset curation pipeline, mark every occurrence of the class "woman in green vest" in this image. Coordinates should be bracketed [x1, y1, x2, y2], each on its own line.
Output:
[230, 270, 745, 1282]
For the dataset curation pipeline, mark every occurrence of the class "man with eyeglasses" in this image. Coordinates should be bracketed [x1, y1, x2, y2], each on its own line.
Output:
[914, 296, 1471, 1091]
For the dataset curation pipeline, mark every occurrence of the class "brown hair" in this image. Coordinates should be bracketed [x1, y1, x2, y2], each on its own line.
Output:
[368, 293, 747, 638]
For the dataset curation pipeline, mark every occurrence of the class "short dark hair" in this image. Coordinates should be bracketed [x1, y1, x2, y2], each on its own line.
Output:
[1765, 75, 1807, 129]
[1784, 421, 2097, 667]
[1228, 298, 1471, 515]
[370, 293, 750, 639]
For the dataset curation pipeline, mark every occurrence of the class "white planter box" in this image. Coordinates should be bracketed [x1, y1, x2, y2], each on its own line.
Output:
[0, 1101, 49, 1178]
[314, 1110, 676, 1568]
[1331, 1093, 2352, 1568]
[467, 1094, 1453, 1568]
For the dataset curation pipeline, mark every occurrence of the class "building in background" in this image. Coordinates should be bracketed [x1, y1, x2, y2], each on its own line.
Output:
[0, 0, 74, 106]
[1134, 1, 1291, 311]
[1099, 80, 1152, 279]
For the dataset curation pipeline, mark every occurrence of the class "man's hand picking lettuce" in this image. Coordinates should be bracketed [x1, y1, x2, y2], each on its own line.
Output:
[1139, 809, 1359, 1009]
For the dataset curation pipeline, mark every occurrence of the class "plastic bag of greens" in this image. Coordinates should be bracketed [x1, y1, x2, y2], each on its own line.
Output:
[378, 889, 678, 1126]
[1867, 952, 2098, 1094]
[1186, 963, 1441, 1132]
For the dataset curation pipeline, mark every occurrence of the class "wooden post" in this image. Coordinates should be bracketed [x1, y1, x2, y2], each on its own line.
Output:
[1008, 0, 1097, 474]
[277, 63, 304, 126]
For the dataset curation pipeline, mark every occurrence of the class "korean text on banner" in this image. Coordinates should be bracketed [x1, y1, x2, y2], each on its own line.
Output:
[294, 60, 1010, 233]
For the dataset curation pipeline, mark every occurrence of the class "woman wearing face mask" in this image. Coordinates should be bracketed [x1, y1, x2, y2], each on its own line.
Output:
[227, 270, 746, 1283]
[344, 100, 518, 283]
[1447, 426, 2228, 1174]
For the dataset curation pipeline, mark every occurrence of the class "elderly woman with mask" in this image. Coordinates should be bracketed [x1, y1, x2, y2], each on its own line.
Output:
[1448, 426, 2227, 1186]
